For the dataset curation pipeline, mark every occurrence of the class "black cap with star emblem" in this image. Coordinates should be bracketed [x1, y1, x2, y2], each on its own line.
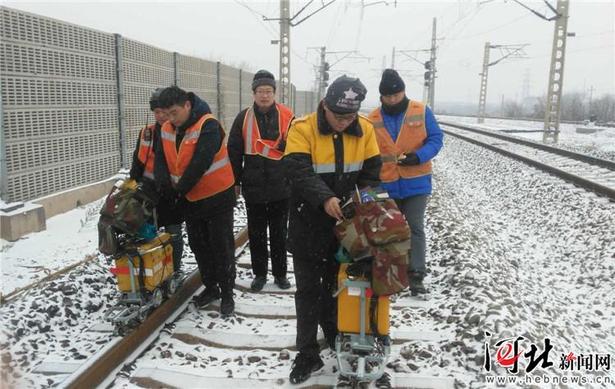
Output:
[324, 75, 367, 114]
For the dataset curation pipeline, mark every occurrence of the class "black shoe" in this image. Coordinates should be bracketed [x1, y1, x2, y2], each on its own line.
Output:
[274, 276, 291, 290]
[409, 272, 427, 295]
[193, 288, 220, 307]
[289, 353, 324, 384]
[220, 292, 235, 316]
[250, 275, 267, 292]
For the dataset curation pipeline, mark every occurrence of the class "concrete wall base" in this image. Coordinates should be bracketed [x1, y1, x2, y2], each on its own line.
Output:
[1, 204, 46, 241]
[1, 177, 119, 241]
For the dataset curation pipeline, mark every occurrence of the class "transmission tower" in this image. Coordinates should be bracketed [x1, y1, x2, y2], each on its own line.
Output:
[507, 0, 572, 142]
[543, 0, 570, 142]
[278, 0, 291, 105]
[477, 43, 529, 123]
[264, 0, 337, 105]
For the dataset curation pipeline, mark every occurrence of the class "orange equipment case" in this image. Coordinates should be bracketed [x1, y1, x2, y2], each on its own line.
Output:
[337, 263, 390, 335]
[111, 232, 174, 292]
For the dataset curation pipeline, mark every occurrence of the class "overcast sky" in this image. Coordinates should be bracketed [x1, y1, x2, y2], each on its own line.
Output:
[5, 0, 614, 109]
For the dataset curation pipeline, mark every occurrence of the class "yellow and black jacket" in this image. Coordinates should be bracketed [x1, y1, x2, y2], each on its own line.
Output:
[283, 103, 382, 257]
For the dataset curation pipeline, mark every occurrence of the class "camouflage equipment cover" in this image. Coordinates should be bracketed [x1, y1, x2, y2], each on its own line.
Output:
[97, 179, 155, 255]
[98, 216, 119, 255]
[334, 216, 371, 259]
[371, 240, 410, 295]
[357, 199, 410, 246]
[99, 180, 153, 235]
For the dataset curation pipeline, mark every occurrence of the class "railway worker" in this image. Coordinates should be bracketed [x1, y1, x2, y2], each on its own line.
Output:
[283, 75, 382, 384]
[154, 86, 237, 316]
[129, 88, 184, 273]
[228, 70, 294, 292]
[368, 69, 443, 295]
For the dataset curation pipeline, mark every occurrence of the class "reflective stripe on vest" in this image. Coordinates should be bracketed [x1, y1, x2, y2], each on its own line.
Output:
[137, 124, 156, 180]
[312, 161, 364, 174]
[170, 155, 231, 184]
[161, 114, 234, 201]
[368, 102, 433, 183]
[242, 103, 293, 160]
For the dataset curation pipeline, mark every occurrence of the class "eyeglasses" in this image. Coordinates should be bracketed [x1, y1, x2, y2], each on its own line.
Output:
[255, 90, 274, 96]
[331, 112, 357, 123]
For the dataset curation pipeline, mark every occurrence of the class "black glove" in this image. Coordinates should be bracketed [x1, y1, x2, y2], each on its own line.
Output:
[397, 152, 420, 166]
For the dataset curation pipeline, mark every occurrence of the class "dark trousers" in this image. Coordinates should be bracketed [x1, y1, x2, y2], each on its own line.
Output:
[293, 251, 339, 356]
[246, 199, 289, 279]
[186, 209, 236, 293]
[164, 223, 184, 270]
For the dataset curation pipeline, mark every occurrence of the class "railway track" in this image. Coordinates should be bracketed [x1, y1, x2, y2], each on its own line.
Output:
[28, 227, 457, 389]
[440, 121, 615, 200]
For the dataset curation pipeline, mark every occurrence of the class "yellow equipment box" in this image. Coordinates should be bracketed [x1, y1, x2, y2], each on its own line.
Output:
[111, 232, 174, 292]
[337, 263, 390, 335]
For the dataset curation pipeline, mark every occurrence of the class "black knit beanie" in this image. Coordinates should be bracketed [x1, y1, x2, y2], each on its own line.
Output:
[252, 70, 276, 91]
[379, 69, 405, 96]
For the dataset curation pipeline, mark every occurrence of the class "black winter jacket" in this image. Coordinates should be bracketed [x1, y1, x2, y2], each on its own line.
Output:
[283, 103, 382, 258]
[227, 103, 291, 204]
[154, 93, 236, 221]
[128, 122, 182, 226]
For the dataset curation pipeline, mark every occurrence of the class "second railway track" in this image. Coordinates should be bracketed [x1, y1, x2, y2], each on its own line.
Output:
[440, 121, 615, 200]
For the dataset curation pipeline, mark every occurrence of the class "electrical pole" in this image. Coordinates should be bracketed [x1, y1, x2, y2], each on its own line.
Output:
[318, 46, 327, 102]
[278, 0, 291, 105]
[588, 85, 594, 117]
[427, 17, 437, 110]
[543, 0, 570, 143]
[391, 46, 396, 68]
[477, 43, 529, 123]
[265, 0, 337, 106]
[477, 42, 491, 124]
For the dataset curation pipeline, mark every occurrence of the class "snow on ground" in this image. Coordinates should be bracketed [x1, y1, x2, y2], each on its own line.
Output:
[111, 135, 614, 388]
[1, 136, 614, 388]
[1, 197, 105, 296]
[422, 135, 615, 387]
[0, 196, 246, 388]
[438, 115, 615, 162]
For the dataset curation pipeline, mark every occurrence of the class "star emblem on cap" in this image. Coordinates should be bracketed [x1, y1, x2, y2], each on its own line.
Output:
[343, 88, 358, 100]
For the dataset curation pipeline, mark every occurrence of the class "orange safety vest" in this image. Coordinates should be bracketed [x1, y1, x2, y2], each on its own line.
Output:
[160, 114, 234, 202]
[368, 101, 432, 183]
[137, 124, 156, 180]
[242, 103, 294, 160]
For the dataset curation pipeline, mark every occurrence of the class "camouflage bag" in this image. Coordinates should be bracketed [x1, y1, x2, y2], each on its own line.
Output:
[97, 179, 155, 255]
[357, 199, 410, 246]
[334, 216, 371, 259]
[98, 215, 119, 255]
[99, 179, 153, 236]
[371, 239, 410, 296]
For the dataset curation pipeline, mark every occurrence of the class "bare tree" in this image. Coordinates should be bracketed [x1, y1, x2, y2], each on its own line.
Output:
[591, 94, 615, 122]
[503, 100, 524, 118]
[560, 92, 586, 121]
[531, 96, 546, 119]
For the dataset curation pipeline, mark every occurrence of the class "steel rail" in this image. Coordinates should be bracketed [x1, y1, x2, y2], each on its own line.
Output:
[62, 227, 249, 389]
[439, 120, 615, 171]
[442, 127, 615, 201]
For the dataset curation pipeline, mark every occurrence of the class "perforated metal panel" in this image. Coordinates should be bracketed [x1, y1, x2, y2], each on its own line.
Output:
[0, 6, 316, 203]
[219, 64, 240, 131]
[0, 7, 115, 56]
[241, 70, 255, 111]
[118, 38, 174, 168]
[1, 6, 119, 202]
[294, 90, 317, 117]
[176, 54, 218, 118]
